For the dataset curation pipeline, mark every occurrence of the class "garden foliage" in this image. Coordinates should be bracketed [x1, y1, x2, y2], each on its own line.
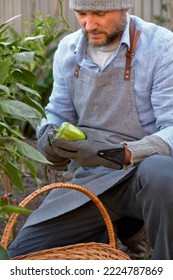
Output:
[0, 0, 72, 218]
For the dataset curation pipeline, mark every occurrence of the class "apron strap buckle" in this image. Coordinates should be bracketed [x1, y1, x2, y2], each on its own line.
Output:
[124, 19, 141, 81]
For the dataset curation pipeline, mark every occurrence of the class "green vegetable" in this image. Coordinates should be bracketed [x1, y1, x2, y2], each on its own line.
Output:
[55, 122, 86, 140]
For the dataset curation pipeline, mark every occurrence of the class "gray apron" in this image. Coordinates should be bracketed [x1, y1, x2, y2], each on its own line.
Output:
[24, 22, 148, 227]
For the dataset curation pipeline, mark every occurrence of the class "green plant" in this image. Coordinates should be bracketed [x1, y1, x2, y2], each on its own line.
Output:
[0, 0, 72, 211]
[0, 15, 51, 217]
[22, 0, 73, 108]
[0, 244, 10, 260]
[5, 4, 73, 139]
[0, 1, 72, 258]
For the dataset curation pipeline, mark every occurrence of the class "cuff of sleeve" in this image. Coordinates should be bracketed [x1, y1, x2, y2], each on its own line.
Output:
[122, 135, 171, 167]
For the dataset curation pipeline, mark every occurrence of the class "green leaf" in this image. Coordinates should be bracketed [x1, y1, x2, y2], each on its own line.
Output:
[0, 122, 24, 138]
[4, 15, 21, 24]
[0, 159, 24, 192]
[13, 138, 51, 164]
[21, 157, 37, 177]
[0, 25, 9, 36]
[24, 95, 46, 118]
[0, 37, 8, 42]
[0, 16, 21, 37]
[0, 100, 41, 125]
[12, 68, 36, 86]
[0, 84, 10, 95]
[0, 39, 20, 48]
[23, 35, 45, 42]
[1, 205, 33, 214]
[35, 177, 43, 189]
[13, 52, 35, 63]
[19, 157, 43, 188]
[16, 82, 41, 98]
[0, 245, 10, 260]
[0, 60, 10, 84]
[0, 42, 13, 48]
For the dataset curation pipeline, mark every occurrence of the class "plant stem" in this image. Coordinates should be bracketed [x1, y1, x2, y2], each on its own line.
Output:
[1, 172, 11, 204]
[58, 0, 73, 32]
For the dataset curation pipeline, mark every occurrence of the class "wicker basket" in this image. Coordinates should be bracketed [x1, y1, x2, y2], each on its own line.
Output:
[1, 182, 130, 260]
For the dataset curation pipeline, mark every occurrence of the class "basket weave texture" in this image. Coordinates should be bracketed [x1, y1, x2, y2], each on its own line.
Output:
[1, 182, 130, 260]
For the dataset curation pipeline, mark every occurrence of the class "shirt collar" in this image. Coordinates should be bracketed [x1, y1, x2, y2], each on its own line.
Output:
[74, 30, 88, 63]
[120, 13, 131, 50]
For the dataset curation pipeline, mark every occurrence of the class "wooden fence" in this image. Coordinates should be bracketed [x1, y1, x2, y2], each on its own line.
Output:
[0, 0, 168, 33]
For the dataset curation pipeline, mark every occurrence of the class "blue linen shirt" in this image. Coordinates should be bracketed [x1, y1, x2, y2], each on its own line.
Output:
[38, 14, 173, 154]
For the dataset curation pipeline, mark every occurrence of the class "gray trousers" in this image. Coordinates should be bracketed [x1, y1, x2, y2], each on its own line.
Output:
[8, 155, 173, 259]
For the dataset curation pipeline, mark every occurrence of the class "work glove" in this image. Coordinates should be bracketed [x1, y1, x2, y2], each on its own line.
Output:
[37, 124, 70, 171]
[50, 128, 125, 169]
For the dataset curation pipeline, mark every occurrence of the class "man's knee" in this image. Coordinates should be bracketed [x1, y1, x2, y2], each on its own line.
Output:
[135, 154, 173, 197]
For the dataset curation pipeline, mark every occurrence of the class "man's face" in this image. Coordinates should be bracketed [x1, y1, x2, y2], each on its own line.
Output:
[75, 9, 128, 47]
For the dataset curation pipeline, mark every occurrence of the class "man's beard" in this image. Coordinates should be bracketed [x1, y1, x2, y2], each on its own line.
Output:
[85, 19, 127, 47]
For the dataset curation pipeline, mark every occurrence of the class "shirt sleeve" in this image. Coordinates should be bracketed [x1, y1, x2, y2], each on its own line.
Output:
[150, 36, 173, 154]
[36, 38, 78, 136]
[124, 33, 173, 164]
[124, 135, 171, 167]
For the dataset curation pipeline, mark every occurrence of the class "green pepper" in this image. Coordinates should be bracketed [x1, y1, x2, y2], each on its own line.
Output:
[55, 122, 86, 140]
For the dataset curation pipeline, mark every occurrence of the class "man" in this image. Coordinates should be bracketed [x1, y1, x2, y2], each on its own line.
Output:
[9, 0, 173, 259]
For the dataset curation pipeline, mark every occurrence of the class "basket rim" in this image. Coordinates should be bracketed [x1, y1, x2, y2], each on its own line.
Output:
[12, 241, 130, 260]
[1, 182, 116, 250]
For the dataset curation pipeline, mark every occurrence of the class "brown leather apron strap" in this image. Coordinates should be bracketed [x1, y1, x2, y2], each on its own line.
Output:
[74, 64, 81, 77]
[124, 19, 141, 81]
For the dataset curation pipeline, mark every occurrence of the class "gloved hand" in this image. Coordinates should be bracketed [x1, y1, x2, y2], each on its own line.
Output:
[51, 128, 125, 169]
[37, 124, 70, 171]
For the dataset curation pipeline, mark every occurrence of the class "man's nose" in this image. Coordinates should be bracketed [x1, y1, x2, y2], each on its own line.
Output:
[85, 15, 98, 30]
